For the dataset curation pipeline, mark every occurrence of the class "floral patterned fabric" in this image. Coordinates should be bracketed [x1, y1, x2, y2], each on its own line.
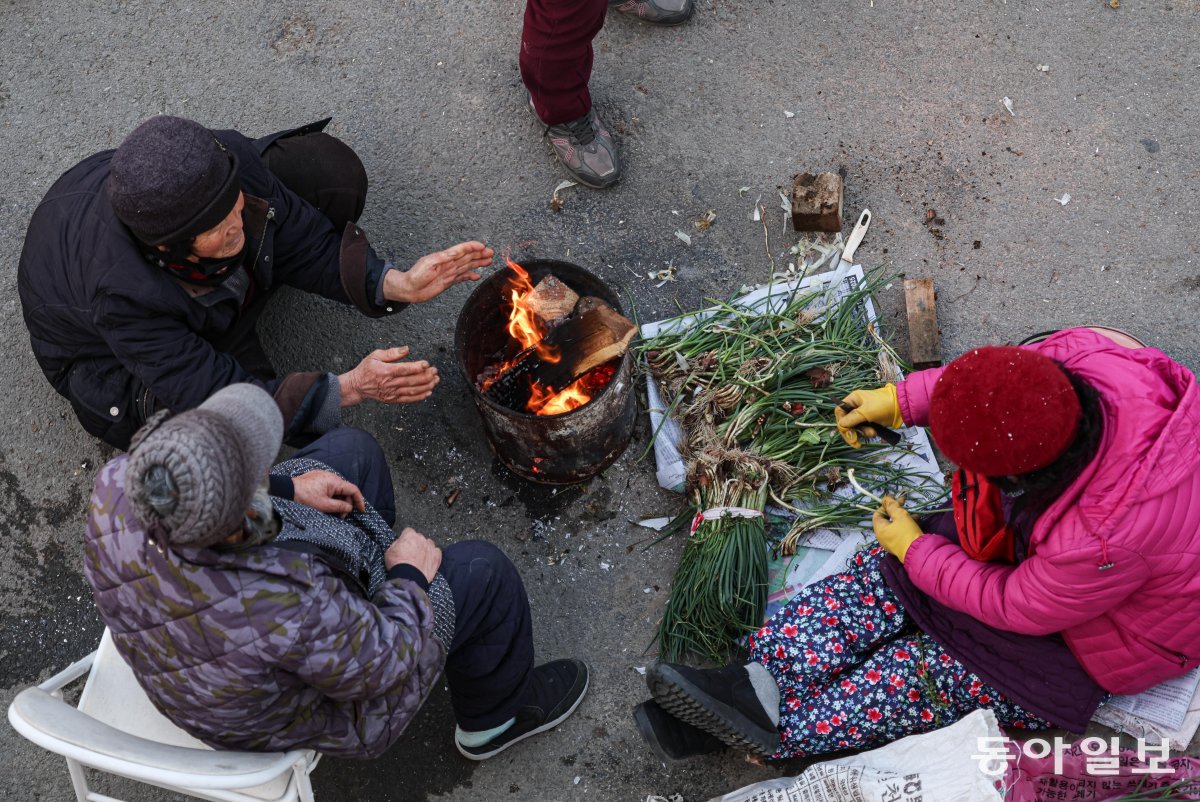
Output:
[749, 544, 1052, 759]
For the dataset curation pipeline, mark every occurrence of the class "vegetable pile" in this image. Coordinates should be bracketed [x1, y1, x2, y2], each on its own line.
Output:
[641, 271, 946, 663]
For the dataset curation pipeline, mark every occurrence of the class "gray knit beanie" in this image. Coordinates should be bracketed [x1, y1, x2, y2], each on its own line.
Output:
[126, 384, 283, 548]
[109, 115, 241, 246]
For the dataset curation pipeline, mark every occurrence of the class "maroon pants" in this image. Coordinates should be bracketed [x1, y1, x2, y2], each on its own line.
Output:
[521, 0, 609, 125]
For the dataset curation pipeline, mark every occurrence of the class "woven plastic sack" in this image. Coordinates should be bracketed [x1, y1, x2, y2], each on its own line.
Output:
[1002, 739, 1200, 801]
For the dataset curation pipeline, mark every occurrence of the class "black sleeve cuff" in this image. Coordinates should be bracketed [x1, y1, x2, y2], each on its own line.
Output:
[387, 563, 431, 591]
[268, 474, 294, 500]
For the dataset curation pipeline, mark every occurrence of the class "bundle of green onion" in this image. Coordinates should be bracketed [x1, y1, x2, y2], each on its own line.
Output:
[642, 271, 946, 663]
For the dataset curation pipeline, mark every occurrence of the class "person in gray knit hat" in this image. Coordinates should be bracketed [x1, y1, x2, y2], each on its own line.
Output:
[83, 383, 589, 762]
[19, 114, 493, 450]
[125, 383, 285, 548]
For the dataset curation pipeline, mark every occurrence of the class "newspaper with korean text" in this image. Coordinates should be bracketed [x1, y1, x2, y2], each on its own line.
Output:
[707, 709, 1003, 802]
[1092, 666, 1200, 752]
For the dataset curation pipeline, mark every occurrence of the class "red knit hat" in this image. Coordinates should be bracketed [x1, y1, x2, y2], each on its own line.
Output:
[929, 346, 1082, 476]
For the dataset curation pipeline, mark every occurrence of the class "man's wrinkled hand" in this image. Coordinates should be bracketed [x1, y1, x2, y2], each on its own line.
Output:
[385, 527, 442, 583]
[384, 241, 494, 304]
[835, 384, 903, 448]
[292, 470, 366, 518]
[872, 496, 923, 563]
[339, 346, 439, 407]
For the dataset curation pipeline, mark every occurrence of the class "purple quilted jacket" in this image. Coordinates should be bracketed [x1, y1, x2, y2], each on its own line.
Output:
[83, 455, 445, 758]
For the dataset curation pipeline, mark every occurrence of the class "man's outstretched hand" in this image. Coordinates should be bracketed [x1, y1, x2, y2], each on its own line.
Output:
[293, 470, 366, 518]
[339, 346, 439, 406]
[384, 241, 493, 304]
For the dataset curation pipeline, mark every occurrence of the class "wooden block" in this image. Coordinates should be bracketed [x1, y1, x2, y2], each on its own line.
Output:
[566, 297, 637, 378]
[791, 172, 844, 233]
[524, 275, 580, 325]
[904, 278, 942, 369]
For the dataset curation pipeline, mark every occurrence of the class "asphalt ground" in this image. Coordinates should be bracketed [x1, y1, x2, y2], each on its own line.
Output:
[0, 1, 1197, 800]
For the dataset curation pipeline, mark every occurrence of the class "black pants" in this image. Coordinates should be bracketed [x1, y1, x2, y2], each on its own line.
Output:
[291, 428, 535, 730]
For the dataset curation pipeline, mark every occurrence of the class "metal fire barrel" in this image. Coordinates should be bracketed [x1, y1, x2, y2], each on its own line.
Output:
[455, 259, 637, 485]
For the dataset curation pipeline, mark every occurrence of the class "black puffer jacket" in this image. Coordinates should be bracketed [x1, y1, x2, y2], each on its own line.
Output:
[18, 120, 398, 448]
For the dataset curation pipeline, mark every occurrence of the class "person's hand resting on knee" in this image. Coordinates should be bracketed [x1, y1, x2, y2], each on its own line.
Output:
[385, 527, 443, 584]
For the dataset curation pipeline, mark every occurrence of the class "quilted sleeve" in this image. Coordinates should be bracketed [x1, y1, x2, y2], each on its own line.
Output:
[903, 533, 1150, 635]
[896, 366, 946, 428]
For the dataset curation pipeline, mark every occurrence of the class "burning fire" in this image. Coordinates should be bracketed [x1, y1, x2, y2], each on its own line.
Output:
[484, 259, 613, 416]
[530, 364, 617, 417]
[505, 259, 560, 364]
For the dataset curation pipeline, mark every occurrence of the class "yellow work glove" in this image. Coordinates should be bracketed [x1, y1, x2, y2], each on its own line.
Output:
[835, 384, 904, 448]
[872, 496, 923, 563]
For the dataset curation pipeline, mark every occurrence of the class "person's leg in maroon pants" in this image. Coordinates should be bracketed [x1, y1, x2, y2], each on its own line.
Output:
[520, 0, 619, 189]
[520, 0, 694, 189]
[521, 0, 608, 127]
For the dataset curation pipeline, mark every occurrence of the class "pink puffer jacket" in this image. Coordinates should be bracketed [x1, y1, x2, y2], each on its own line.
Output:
[897, 328, 1200, 694]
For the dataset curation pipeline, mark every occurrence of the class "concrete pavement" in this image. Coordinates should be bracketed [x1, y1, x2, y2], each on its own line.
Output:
[0, 1, 1197, 799]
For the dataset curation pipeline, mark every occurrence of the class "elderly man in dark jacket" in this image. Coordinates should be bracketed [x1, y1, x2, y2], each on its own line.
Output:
[19, 115, 493, 449]
[84, 383, 588, 759]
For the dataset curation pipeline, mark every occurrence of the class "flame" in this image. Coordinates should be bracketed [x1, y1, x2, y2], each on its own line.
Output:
[481, 259, 615, 415]
[529, 363, 617, 417]
[504, 259, 541, 350]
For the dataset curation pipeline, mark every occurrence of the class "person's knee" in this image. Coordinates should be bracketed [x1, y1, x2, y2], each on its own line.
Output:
[442, 541, 522, 593]
[448, 540, 512, 570]
[263, 132, 367, 227]
[321, 426, 383, 458]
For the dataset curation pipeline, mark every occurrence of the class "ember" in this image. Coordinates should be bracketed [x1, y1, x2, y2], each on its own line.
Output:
[530, 363, 618, 417]
[479, 259, 630, 416]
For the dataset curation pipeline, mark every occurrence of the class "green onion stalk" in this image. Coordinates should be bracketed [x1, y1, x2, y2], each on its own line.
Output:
[643, 270, 948, 663]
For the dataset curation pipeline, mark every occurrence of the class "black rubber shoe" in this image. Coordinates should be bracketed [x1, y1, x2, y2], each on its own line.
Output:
[456, 659, 589, 760]
[647, 663, 779, 756]
[633, 700, 725, 761]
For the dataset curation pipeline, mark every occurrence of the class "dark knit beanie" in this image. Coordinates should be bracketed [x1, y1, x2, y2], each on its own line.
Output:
[125, 384, 283, 548]
[929, 346, 1082, 477]
[108, 116, 241, 246]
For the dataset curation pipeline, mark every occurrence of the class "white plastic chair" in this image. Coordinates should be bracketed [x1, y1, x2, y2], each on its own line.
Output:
[7, 628, 319, 802]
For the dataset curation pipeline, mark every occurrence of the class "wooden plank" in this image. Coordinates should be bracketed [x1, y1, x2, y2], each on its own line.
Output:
[791, 172, 844, 233]
[904, 278, 942, 369]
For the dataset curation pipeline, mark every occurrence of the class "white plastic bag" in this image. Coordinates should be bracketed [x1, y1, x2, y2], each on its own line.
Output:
[708, 709, 1004, 802]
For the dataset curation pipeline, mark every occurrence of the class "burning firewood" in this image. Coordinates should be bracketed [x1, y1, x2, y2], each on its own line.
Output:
[523, 275, 580, 326]
[485, 296, 635, 411]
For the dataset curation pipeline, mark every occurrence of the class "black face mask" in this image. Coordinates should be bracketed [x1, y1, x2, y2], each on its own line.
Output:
[143, 241, 247, 287]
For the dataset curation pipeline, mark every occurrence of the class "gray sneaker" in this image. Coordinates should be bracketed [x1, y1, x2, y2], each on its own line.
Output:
[537, 104, 622, 189]
[608, 0, 693, 25]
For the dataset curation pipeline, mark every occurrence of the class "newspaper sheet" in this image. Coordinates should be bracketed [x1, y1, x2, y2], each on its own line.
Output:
[1092, 667, 1200, 751]
[708, 709, 1003, 802]
[1106, 665, 1200, 732]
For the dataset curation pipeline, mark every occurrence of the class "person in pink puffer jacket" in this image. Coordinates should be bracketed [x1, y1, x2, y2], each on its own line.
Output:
[894, 327, 1200, 695]
[632, 327, 1200, 763]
